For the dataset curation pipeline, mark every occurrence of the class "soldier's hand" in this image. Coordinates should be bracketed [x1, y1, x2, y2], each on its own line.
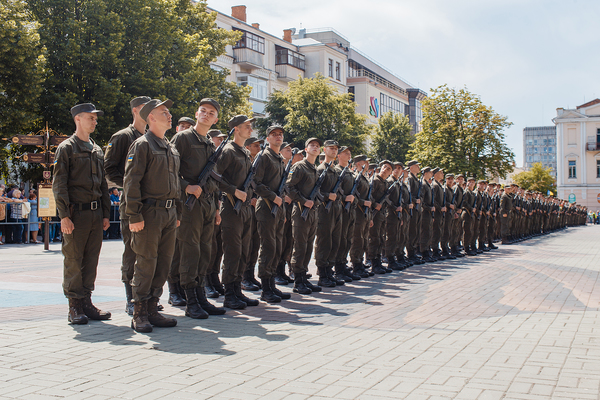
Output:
[234, 189, 247, 202]
[285, 195, 292, 204]
[416, 199, 421, 204]
[177, 220, 181, 227]
[431, 206, 436, 212]
[273, 196, 283, 207]
[61, 217, 75, 234]
[102, 218, 110, 231]
[441, 207, 447, 212]
[450, 204, 455, 209]
[364, 200, 372, 208]
[374, 203, 381, 210]
[251, 197, 257, 207]
[473, 208, 476, 213]
[328, 193, 337, 201]
[396, 206, 402, 212]
[345, 194, 355, 203]
[215, 211, 221, 226]
[304, 200, 314, 209]
[409, 204, 414, 209]
[503, 213, 507, 217]
[186, 184, 203, 199]
[369, 220, 374, 228]
[130, 221, 145, 232]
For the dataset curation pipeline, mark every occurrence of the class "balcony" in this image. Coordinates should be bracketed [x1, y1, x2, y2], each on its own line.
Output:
[276, 64, 304, 81]
[233, 47, 263, 70]
[275, 48, 305, 81]
[587, 142, 600, 151]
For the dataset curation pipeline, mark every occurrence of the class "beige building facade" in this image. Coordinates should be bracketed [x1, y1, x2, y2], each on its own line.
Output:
[553, 99, 600, 210]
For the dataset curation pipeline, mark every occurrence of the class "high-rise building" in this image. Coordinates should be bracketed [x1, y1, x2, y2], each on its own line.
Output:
[553, 99, 600, 210]
[523, 126, 557, 177]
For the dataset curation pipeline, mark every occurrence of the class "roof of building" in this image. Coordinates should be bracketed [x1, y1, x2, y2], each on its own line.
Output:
[577, 99, 600, 109]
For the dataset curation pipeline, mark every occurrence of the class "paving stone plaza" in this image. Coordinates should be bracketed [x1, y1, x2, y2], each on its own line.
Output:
[1, 225, 599, 399]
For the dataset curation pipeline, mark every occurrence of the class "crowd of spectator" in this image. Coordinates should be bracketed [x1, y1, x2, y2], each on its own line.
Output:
[0, 183, 122, 244]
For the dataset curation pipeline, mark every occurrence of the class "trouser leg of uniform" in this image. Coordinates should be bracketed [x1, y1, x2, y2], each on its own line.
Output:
[350, 208, 368, 264]
[396, 211, 409, 258]
[315, 204, 335, 268]
[420, 212, 433, 253]
[131, 207, 177, 302]
[207, 224, 223, 276]
[336, 207, 355, 264]
[169, 239, 181, 284]
[62, 208, 103, 299]
[384, 210, 400, 259]
[501, 214, 510, 238]
[291, 204, 317, 274]
[328, 202, 343, 266]
[367, 210, 385, 259]
[120, 218, 137, 283]
[487, 215, 495, 242]
[245, 208, 260, 277]
[441, 212, 452, 249]
[461, 211, 472, 247]
[280, 204, 293, 264]
[221, 203, 252, 285]
[432, 211, 443, 249]
[257, 205, 284, 279]
[179, 197, 216, 289]
[409, 210, 421, 253]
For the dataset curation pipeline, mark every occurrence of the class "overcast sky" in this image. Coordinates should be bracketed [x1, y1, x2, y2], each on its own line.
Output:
[209, 0, 600, 166]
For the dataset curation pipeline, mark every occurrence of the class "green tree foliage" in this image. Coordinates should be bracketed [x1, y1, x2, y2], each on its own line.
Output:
[0, 0, 46, 179]
[513, 162, 556, 195]
[27, 0, 250, 143]
[369, 111, 413, 163]
[408, 84, 514, 178]
[256, 74, 369, 153]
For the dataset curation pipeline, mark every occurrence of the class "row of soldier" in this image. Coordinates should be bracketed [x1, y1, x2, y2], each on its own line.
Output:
[53, 97, 588, 332]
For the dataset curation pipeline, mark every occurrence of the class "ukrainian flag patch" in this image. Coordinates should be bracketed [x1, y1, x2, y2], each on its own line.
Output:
[108, 143, 113, 147]
[127, 156, 133, 162]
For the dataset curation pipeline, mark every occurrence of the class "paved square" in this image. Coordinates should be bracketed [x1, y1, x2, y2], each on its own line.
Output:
[1, 225, 599, 399]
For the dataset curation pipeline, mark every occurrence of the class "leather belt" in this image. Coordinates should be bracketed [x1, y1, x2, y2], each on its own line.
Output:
[73, 200, 100, 211]
[142, 198, 177, 208]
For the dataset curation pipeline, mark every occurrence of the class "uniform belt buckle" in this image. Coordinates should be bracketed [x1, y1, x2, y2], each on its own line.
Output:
[90, 201, 98, 210]
[165, 199, 173, 209]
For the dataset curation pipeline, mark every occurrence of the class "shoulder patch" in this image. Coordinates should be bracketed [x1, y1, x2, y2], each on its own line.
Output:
[127, 155, 133, 162]
[107, 142, 113, 147]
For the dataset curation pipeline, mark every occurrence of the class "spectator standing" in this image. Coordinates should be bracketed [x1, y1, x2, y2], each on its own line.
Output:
[29, 193, 40, 243]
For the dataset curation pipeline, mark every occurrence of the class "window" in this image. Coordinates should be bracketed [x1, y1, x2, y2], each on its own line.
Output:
[348, 86, 355, 101]
[328, 59, 333, 77]
[233, 29, 265, 54]
[380, 93, 405, 116]
[275, 46, 305, 70]
[335, 62, 341, 81]
[597, 160, 600, 178]
[238, 76, 268, 101]
[568, 160, 576, 178]
[597, 128, 600, 144]
[548, 146, 553, 153]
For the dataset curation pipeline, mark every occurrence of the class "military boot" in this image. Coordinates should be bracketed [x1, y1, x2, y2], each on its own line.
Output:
[124, 282, 134, 316]
[335, 262, 353, 282]
[260, 278, 282, 303]
[488, 241, 498, 250]
[466, 245, 478, 256]
[241, 267, 260, 291]
[148, 297, 177, 327]
[293, 272, 312, 294]
[371, 259, 386, 274]
[328, 265, 345, 286]
[344, 262, 361, 280]
[317, 267, 336, 287]
[68, 298, 88, 325]
[304, 273, 322, 292]
[274, 260, 291, 285]
[204, 280, 220, 299]
[209, 273, 225, 296]
[184, 288, 208, 319]
[168, 281, 187, 306]
[81, 294, 111, 320]
[223, 283, 247, 309]
[234, 281, 259, 306]
[131, 300, 152, 333]
[270, 277, 291, 299]
[195, 285, 226, 315]
[353, 261, 370, 278]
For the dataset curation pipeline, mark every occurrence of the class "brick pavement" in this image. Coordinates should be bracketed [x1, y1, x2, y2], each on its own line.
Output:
[1, 225, 599, 399]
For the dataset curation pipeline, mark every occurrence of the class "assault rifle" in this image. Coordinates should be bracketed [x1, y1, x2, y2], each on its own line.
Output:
[441, 184, 447, 218]
[325, 165, 349, 212]
[372, 179, 399, 217]
[233, 142, 267, 215]
[300, 161, 331, 221]
[185, 127, 234, 211]
[270, 148, 298, 217]
[344, 164, 366, 212]
[396, 172, 406, 219]
[363, 172, 376, 217]
[415, 175, 423, 212]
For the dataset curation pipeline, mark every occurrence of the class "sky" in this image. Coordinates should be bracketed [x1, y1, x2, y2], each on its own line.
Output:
[208, 0, 600, 167]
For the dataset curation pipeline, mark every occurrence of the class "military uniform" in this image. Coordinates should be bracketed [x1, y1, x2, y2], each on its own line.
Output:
[500, 190, 513, 243]
[441, 182, 455, 257]
[367, 174, 389, 273]
[451, 183, 465, 256]
[407, 171, 422, 261]
[334, 163, 358, 280]
[349, 166, 371, 276]
[431, 178, 444, 257]
[383, 175, 402, 270]
[419, 178, 433, 258]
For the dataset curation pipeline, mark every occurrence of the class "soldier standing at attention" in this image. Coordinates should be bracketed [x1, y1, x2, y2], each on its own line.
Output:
[406, 160, 422, 265]
[253, 125, 291, 303]
[418, 167, 434, 262]
[431, 168, 446, 260]
[315, 140, 344, 288]
[500, 184, 514, 244]
[440, 173, 456, 259]
[383, 162, 403, 271]
[286, 138, 325, 294]
[349, 155, 372, 279]
[462, 177, 477, 256]
[54, 103, 111, 325]
[170, 98, 225, 319]
[124, 99, 180, 333]
[104, 96, 150, 315]
[366, 160, 393, 274]
[216, 115, 260, 309]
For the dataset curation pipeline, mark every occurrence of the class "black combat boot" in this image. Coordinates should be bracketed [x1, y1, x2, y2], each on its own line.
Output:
[466, 245, 477, 256]
[344, 263, 361, 280]
[168, 281, 187, 306]
[304, 273, 322, 292]
[124, 282, 134, 316]
[353, 262, 370, 278]
[81, 294, 111, 320]
[209, 273, 224, 296]
[131, 300, 152, 333]
[68, 298, 88, 325]
[293, 272, 312, 294]
[223, 283, 247, 309]
[488, 241, 498, 250]
[204, 280, 220, 299]
[241, 266, 261, 291]
[371, 259, 386, 274]
[234, 281, 259, 306]
[328, 265, 345, 286]
[184, 288, 208, 319]
[148, 297, 177, 327]
[335, 262, 353, 282]
[317, 267, 336, 287]
[270, 277, 291, 299]
[260, 278, 282, 303]
[196, 285, 226, 315]
[274, 261, 290, 285]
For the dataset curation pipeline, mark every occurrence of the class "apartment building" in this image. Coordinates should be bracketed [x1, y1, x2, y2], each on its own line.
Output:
[523, 126, 557, 177]
[553, 99, 600, 209]
[209, 6, 425, 133]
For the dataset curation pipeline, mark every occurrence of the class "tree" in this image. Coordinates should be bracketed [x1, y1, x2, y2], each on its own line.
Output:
[408, 84, 514, 178]
[0, 0, 46, 179]
[256, 74, 370, 153]
[369, 111, 413, 162]
[513, 163, 556, 194]
[27, 0, 250, 144]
